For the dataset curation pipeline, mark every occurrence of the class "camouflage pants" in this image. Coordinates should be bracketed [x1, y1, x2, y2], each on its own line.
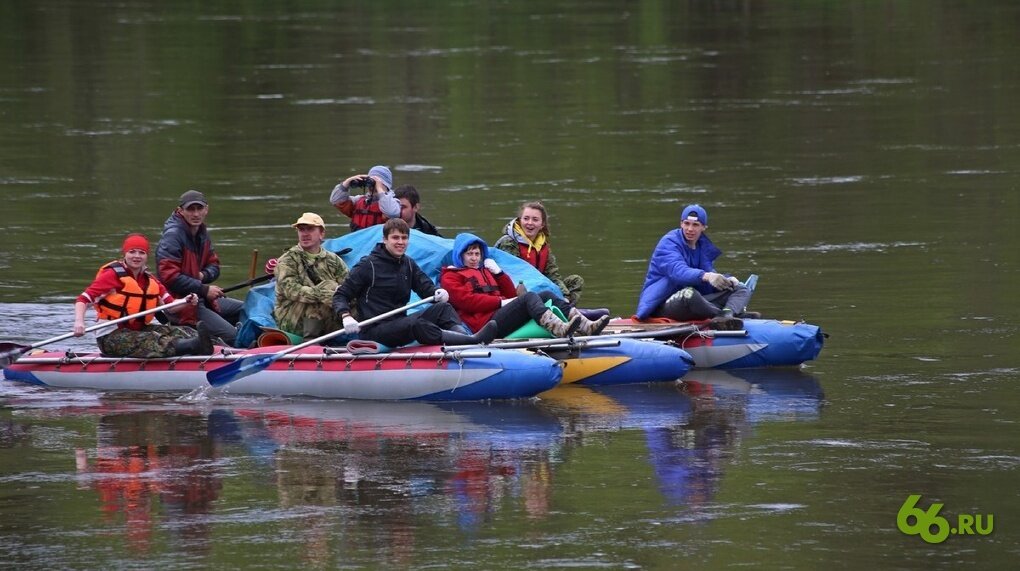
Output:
[563, 274, 584, 305]
[97, 324, 197, 359]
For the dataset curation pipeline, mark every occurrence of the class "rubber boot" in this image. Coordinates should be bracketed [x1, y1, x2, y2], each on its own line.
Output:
[172, 337, 201, 356]
[539, 311, 582, 338]
[569, 308, 610, 336]
[172, 322, 213, 356]
[441, 320, 498, 346]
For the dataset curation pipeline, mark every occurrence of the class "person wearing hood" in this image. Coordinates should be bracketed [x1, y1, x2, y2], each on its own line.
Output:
[331, 219, 497, 348]
[156, 190, 244, 345]
[328, 165, 401, 232]
[73, 233, 213, 358]
[635, 204, 755, 330]
[441, 233, 609, 338]
[493, 201, 585, 305]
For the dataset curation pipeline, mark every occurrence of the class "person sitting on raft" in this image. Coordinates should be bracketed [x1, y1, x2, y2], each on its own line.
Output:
[72, 233, 213, 358]
[493, 200, 586, 306]
[635, 204, 757, 330]
[331, 219, 498, 348]
[441, 233, 610, 339]
[271, 212, 349, 341]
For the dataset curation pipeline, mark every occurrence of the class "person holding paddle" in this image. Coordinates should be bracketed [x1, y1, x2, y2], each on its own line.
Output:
[635, 204, 756, 330]
[271, 212, 349, 341]
[331, 219, 497, 348]
[156, 190, 244, 346]
[441, 233, 610, 338]
[73, 233, 213, 358]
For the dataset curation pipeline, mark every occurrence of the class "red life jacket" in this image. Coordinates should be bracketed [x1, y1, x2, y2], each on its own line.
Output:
[517, 242, 550, 274]
[350, 196, 387, 230]
[440, 266, 514, 332]
[94, 261, 161, 329]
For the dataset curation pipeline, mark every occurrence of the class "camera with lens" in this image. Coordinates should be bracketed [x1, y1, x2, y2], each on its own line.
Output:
[349, 177, 374, 188]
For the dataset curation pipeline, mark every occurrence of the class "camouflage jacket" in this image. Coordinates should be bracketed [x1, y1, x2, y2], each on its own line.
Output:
[272, 245, 349, 335]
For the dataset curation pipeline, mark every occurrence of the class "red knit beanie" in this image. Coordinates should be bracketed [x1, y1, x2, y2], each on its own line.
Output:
[122, 233, 150, 254]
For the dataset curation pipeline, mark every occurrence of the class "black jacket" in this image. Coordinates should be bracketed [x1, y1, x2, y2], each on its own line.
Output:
[412, 213, 442, 237]
[332, 243, 437, 326]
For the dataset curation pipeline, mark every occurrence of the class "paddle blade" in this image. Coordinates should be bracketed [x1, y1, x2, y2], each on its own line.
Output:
[0, 343, 30, 367]
[206, 353, 275, 387]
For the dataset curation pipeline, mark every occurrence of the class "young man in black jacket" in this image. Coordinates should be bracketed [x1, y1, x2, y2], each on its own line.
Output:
[332, 219, 495, 347]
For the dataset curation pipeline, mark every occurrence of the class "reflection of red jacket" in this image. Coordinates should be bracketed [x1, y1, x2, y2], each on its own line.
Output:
[440, 266, 516, 332]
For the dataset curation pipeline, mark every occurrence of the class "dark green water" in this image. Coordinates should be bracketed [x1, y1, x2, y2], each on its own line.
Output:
[2, 1, 1018, 568]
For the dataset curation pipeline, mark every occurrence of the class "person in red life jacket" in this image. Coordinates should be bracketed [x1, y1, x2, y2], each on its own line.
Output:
[156, 190, 244, 346]
[393, 185, 442, 237]
[331, 219, 498, 348]
[73, 233, 213, 358]
[441, 233, 610, 338]
[493, 201, 610, 321]
[328, 165, 401, 232]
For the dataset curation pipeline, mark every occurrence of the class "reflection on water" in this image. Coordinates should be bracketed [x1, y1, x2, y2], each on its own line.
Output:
[74, 413, 220, 555]
[1, 369, 822, 566]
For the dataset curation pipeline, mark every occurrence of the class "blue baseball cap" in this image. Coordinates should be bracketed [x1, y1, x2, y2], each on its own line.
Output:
[681, 204, 708, 225]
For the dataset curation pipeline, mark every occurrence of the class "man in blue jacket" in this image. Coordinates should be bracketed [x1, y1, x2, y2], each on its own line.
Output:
[635, 204, 754, 330]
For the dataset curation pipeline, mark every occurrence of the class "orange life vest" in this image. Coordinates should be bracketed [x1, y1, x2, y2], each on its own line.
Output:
[95, 261, 161, 327]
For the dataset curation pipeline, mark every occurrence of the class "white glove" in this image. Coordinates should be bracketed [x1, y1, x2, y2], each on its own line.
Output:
[500, 298, 514, 307]
[727, 276, 742, 289]
[433, 288, 450, 303]
[703, 272, 731, 290]
[342, 315, 360, 335]
[483, 258, 502, 275]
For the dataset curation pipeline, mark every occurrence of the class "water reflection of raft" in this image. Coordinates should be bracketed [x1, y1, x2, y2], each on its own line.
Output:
[1, 345, 562, 401]
[604, 318, 825, 369]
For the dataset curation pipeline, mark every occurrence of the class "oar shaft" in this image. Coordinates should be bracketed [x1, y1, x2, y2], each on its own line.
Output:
[206, 295, 438, 386]
[221, 273, 273, 294]
[29, 298, 190, 350]
[285, 296, 435, 355]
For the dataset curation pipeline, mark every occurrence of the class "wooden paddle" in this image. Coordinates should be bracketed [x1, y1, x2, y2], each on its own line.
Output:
[0, 298, 190, 367]
[206, 295, 436, 387]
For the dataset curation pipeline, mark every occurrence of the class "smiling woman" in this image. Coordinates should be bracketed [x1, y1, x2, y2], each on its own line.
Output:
[494, 201, 586, 305]
[69, 233, 211, 359]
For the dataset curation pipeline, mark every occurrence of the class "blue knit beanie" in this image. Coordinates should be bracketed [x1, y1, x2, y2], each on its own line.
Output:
[367, 165, 393, 190]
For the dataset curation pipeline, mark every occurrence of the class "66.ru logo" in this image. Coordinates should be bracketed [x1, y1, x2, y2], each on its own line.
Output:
[897, 494, 994, 544]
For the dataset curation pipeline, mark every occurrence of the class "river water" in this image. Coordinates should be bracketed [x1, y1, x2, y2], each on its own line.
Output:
[2, 1, 1018, 568]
